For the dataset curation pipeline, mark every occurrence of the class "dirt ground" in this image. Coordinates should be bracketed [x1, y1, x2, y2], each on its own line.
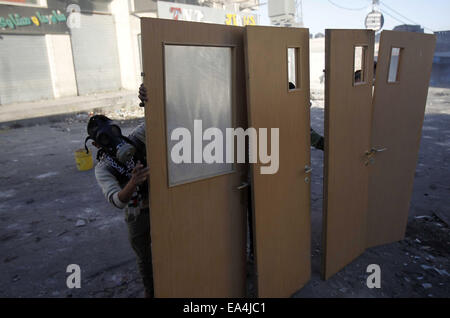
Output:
[0, 88, 448, 298]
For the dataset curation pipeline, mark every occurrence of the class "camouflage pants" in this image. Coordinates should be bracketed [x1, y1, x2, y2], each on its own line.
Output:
[126, 208, 154, 297]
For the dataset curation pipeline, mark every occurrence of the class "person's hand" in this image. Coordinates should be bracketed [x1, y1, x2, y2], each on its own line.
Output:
[130, 161, 149, 187]
[138, 83, 148, 107]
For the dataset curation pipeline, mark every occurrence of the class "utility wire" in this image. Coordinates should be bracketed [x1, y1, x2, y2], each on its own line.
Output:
[380, 1, 425, 25]
[378, 1, 434, 32]
[327, 0, 368, 11]
[379, 8, 409, 26]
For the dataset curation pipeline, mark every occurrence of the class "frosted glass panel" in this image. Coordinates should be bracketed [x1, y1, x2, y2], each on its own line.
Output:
[164, 45, 233, 186]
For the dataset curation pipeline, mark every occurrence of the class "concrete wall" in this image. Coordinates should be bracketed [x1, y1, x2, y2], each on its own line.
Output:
[129, 11, 157, 86]
[45, 34, 78, 98]
[130, 14, 144, 85]
[111, 0, 139, 91]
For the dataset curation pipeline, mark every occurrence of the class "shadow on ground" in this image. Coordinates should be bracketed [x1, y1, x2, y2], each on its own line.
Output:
[0, 88, 448, 298]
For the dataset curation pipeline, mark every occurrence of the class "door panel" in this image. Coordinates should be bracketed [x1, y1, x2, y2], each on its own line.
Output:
[245, 26, 311, 297]
[367, 31, 436, 247]
[141, 18, 248, 297]
[322, 30, 375, 280]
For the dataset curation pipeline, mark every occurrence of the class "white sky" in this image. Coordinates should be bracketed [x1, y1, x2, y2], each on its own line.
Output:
[255, 0, 450, 34]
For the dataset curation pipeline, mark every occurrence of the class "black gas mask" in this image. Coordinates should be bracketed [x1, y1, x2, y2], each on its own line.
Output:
[85, 115, 137, 164]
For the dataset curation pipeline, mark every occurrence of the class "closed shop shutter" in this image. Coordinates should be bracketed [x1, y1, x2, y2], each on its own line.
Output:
[70, 14, 121, 95]
[0, 35, 53, 105]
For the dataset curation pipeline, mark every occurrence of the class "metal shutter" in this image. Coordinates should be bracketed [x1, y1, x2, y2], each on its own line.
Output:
[70, 14, 121, 95]
[0, 35, 53, 105]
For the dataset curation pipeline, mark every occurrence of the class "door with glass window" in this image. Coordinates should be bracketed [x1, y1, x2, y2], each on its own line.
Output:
[367, 31, 436, 248]
[141, 18, 248, 297]
[322, 29, 375, 280]
[245, 26, 312, 297]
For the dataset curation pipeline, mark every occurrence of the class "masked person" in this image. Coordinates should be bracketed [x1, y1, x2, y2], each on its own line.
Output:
[85, 85, 153, 297]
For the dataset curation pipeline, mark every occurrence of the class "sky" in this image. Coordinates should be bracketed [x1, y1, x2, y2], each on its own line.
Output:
[256, 0, 450, 34]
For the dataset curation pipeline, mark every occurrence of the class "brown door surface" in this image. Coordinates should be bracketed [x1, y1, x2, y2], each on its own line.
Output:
[367, 31, 436, 248]
[322, 30, 375, 280]
[141, 18, 248, 297]
[245, 26, 311, 297]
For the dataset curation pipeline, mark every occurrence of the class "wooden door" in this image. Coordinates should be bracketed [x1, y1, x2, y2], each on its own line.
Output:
[245, 26, 311, 297]
[322, 30, 375, 280]
[141, 18, 248, 297]
[367, 31, 436, 248]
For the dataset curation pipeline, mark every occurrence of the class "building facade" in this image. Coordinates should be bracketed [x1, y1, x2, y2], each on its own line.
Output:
[392, 24, 424, 33]
[0, 0, 258, 105]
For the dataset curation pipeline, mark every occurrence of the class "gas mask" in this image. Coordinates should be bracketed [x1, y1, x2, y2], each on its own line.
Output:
[85, 116, 137, 164]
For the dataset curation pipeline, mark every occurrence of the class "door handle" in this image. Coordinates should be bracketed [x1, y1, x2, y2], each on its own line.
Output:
[304, 165, 312, 184]
[304, 165, 312, 174]
[365, 147, 387, 156]
[371, 147, 387, 153]
[236, 182, 249, 190]
[364, 147, 387, 166]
